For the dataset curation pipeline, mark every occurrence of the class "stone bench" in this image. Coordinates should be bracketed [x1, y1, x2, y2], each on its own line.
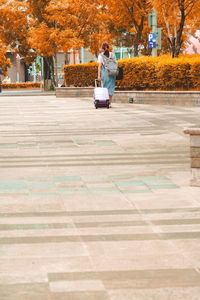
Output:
[56, 88, 200, 106]
[184, 128, 200, 186]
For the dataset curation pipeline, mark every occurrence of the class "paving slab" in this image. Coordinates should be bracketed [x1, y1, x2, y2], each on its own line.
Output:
[0, 95, 200, 299]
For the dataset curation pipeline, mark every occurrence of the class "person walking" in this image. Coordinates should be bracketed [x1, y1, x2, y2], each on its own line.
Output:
[97, 42, 116, 106]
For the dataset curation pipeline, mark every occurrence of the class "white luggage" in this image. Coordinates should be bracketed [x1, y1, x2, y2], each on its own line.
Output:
[93, 79, 110, 109]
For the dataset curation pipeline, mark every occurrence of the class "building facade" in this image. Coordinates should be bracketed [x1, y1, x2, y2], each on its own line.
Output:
[4, 51, 27, 83]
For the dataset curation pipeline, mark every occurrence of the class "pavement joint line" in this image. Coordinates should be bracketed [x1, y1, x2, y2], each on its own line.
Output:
[0, 151, 189, 158]
[0, 156, 189, 160]
[47, 268, 200, 282]
[2, 231, 200, 244]
[0, 207, 200, 218]
[0, 161, 190, 168]
[1, 218, 200, 230]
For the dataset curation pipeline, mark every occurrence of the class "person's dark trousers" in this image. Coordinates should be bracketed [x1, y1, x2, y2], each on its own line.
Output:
[0, 82, 1, 93]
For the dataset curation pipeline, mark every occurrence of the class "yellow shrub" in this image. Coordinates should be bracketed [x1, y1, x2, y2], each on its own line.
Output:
[2, 82, 41, 89]
[189, 57, 200, 89]
[64, 55, 200, 91]
[116, 57, 158, 90]
[156, 56, 192, 90]
[64, 62, 97, 87]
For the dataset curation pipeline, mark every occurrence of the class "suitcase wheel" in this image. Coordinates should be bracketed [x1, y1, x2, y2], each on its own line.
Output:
[106, 100, 110, 109]
[95, 100, 99, 109]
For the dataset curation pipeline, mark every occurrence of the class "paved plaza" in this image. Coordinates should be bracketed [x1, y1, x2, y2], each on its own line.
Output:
[0, 95, 200, 299]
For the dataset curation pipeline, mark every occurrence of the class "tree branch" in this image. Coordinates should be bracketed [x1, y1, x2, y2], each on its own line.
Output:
[185, 1, 194, 17]
[121, 0, 139, 30]
[162, 7, 172, 41]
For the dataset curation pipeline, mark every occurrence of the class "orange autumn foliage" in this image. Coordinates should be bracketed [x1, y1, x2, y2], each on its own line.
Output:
[0, 42, 10, 74]
[99, 0, 152, 57]
[27, 0, 101, 56]
[2, 82, 41, 89]
[46, 0, 104, 54]
[152, 0, 200, 57]
[27, 0, 55, 57]
[0, 0, 36, 65]
[26, 0, 103, 87]
[0, 0, 200, 83]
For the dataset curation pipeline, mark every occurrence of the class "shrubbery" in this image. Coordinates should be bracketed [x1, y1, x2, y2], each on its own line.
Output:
[64, 55, 200, 91]
[2, 82, 41, 89]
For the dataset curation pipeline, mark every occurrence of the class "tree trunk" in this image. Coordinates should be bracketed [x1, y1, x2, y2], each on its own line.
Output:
[65, 52, 70, 65]
[133, 16, 144, 57]
[174, 6, 185, 57]
[54, 52, 58, 87]
[24, 63, 29, 82]
[43, 56, 55, 90]
[174, 39, 183, 57]
[169, 37, 176, 58]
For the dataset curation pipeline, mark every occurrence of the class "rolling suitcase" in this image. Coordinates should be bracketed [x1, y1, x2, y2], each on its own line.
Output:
[93, 79, 110, 109]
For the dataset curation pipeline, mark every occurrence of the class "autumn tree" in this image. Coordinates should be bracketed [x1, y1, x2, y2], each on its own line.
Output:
[100, 0, 152, 57]
[90, 31, 113, 57]
[152, 0, 200, 57]
[26, 0, 58, 89]
[48, 0, 98, 47]
[0, 42, 11, 74]
[0, 0, 36, 65]
[26, 0, 102, 88]
[47, 0, 108, 58]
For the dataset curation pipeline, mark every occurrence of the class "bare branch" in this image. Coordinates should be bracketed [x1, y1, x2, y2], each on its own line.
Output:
[121, 0, 139, 30]
[185, 1, 194, 17]
[162, 7, 172, 41]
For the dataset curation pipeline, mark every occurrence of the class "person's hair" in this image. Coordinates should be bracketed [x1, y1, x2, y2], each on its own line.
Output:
[101, 42, 109, 57]
[101, 42, 109, 50]
[104, 50, 109, 58]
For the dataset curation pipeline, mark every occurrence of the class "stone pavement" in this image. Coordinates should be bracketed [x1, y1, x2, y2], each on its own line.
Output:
[0, 95, 200, 300]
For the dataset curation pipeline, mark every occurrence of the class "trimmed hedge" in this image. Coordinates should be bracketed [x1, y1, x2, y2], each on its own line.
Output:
[64, 55, 200, 91]
[2, 82, 41, 89]
[64, 63, 98, 87]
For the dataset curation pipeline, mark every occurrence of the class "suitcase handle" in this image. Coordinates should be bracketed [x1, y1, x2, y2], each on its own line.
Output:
[95, 79, 103, 88]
